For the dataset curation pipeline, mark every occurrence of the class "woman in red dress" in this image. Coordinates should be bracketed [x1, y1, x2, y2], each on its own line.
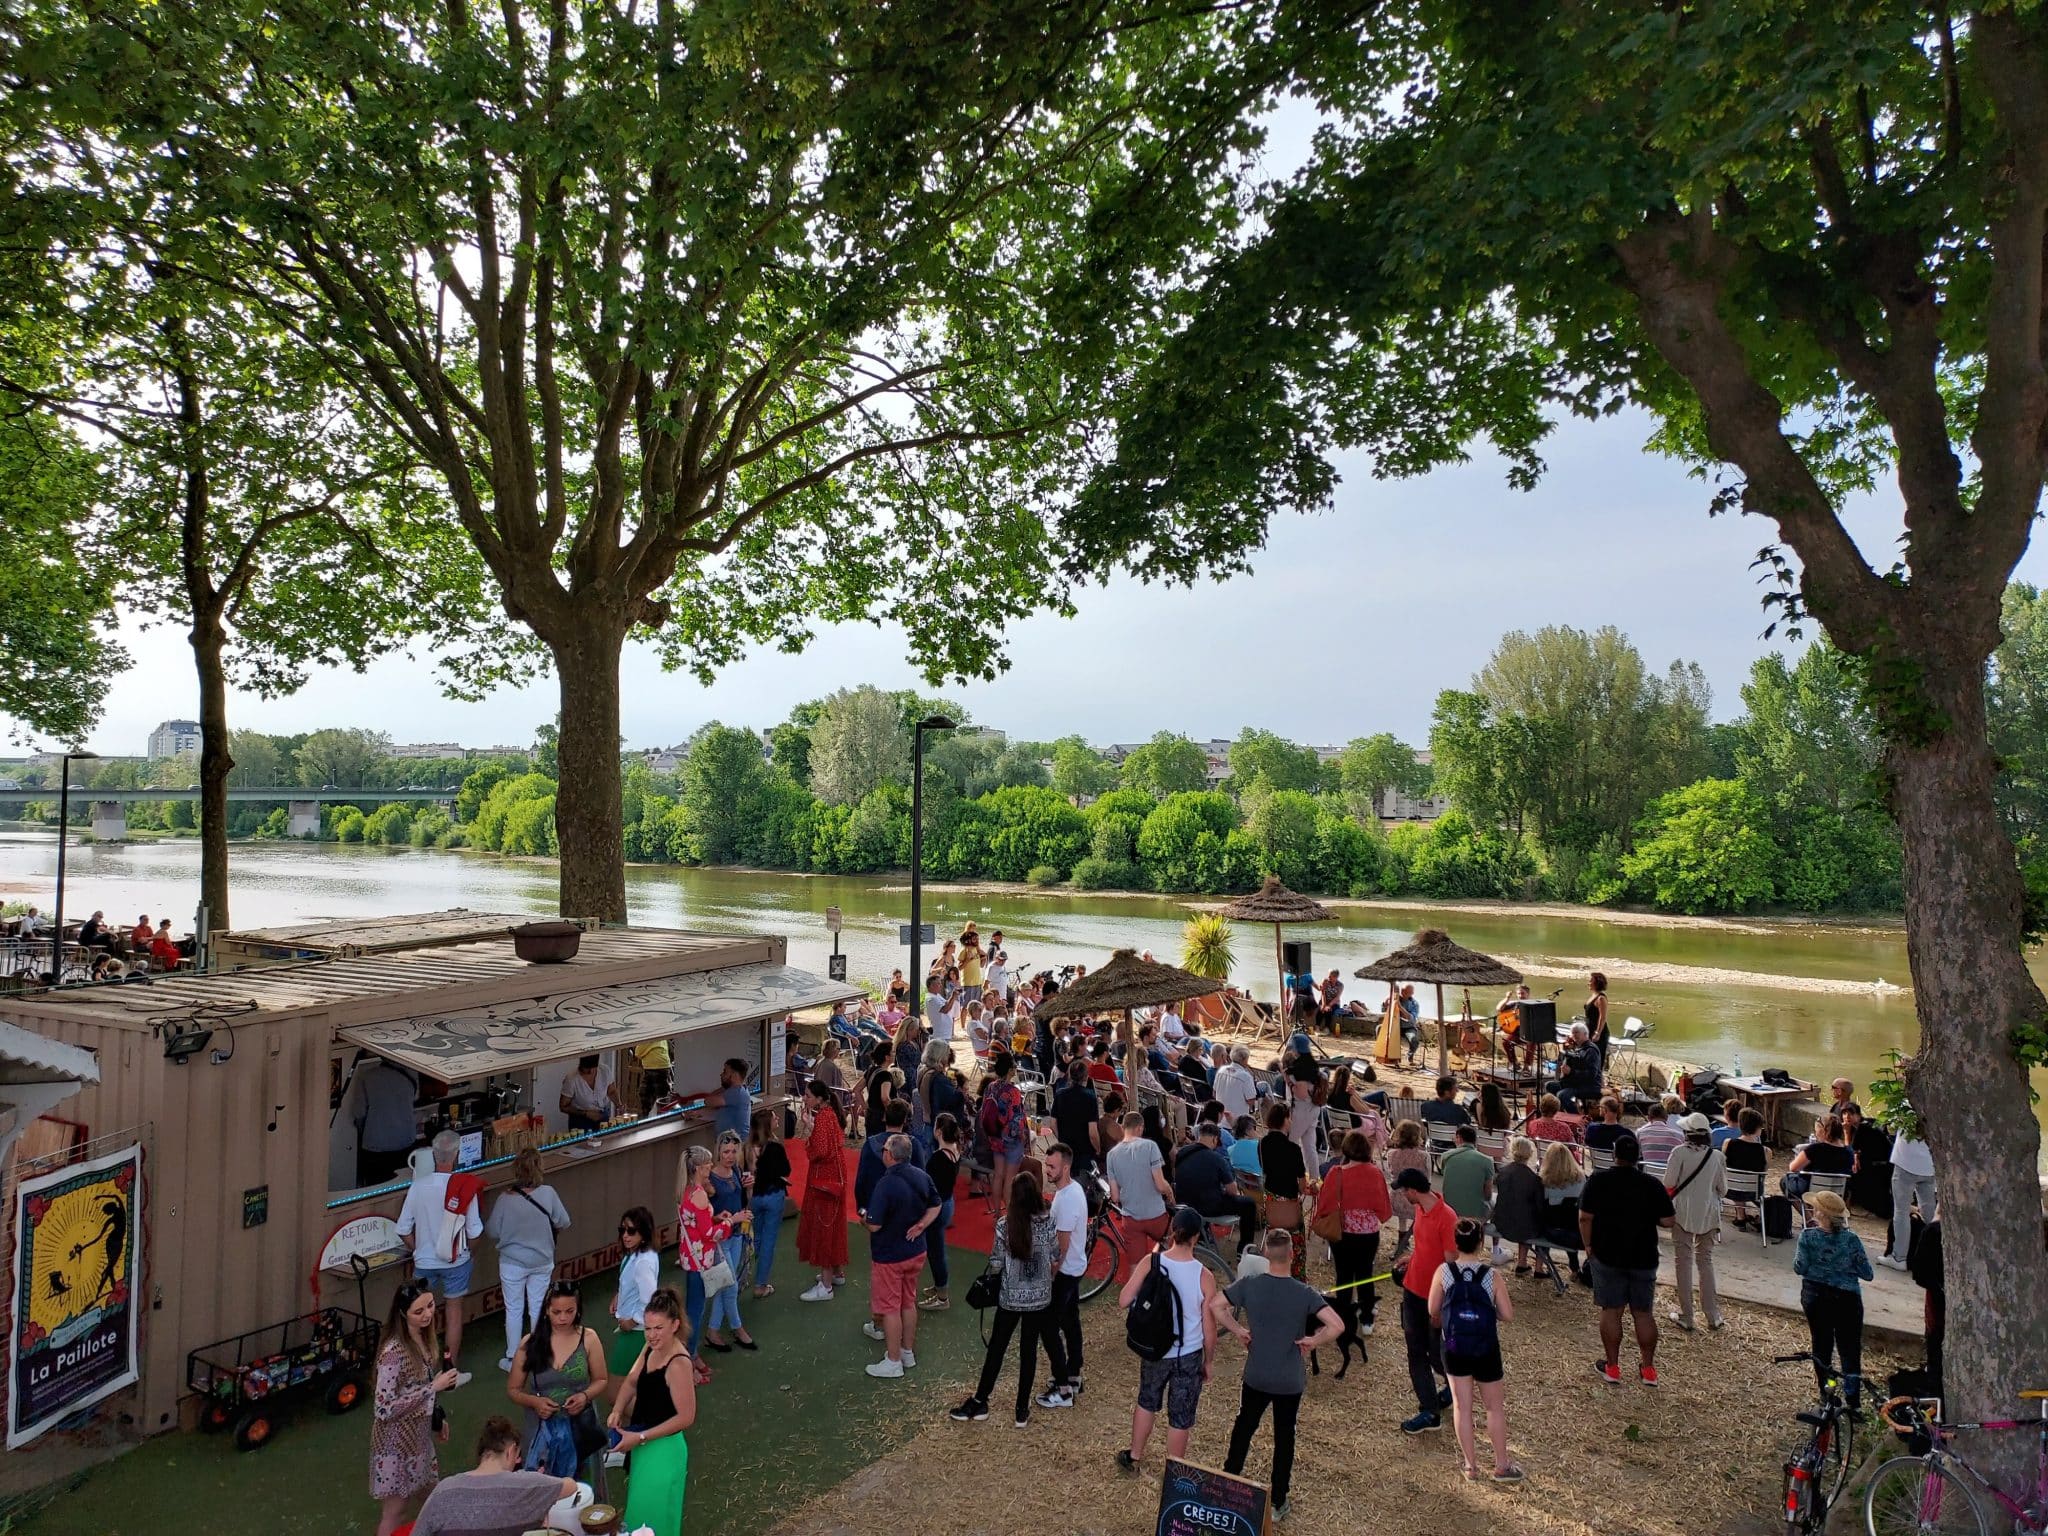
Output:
[795, 1078, 849, 1302]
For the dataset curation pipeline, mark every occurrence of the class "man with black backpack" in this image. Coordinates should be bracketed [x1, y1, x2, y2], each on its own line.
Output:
[1116, 1206, 1219, 1477]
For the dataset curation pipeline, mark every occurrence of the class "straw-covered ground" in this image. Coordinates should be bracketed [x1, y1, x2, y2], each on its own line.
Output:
[769, 1259, 1909, 1536]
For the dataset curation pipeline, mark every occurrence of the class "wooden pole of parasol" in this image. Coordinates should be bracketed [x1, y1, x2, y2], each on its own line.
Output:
[1435, 980, 1448, 1077]
[1273, 924, 1286, 1027]
[1117, 1006, 1134, 1088]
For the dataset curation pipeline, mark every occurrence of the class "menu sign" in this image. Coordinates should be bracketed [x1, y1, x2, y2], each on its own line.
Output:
[1156, 1458, 1268, 1536]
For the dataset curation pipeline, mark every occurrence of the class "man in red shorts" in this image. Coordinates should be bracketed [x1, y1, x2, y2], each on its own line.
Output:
[863, 1133, 941, 1379]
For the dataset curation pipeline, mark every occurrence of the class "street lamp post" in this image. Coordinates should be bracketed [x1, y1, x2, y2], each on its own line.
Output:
[908, 714, 956, 1024]
[50, 748, 100, 986]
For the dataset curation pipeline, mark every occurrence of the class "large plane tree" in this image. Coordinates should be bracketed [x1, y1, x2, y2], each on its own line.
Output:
[7, 0, 1318, 921]
[1074, 0, 2048, 1505]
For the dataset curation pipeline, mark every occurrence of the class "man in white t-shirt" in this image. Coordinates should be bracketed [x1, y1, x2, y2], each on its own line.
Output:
[558, 1055, 618, 1132]
[987, 954, 1010, 1001]
[1214, 1044, 1258, 1123]
[1041, 1142, 1091, 1408]
[395, 1130, 484, 1386]
[1159, 1007, 1187, 1048]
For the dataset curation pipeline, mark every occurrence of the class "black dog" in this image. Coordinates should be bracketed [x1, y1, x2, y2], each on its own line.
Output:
[1308, 1286, 1366, 1380]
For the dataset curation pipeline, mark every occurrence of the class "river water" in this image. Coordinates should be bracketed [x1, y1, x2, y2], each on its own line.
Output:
[5, 830, 2045, 1142]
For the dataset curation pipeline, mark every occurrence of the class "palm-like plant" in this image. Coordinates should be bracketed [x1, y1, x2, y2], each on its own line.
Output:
[1181, 913, 1235, 979]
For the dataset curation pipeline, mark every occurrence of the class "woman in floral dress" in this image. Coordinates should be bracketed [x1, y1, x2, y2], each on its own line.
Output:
[371, 1279, 459, 1536]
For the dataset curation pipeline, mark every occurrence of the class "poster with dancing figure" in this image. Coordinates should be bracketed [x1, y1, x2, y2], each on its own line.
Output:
[8, 1145, 141, 1447]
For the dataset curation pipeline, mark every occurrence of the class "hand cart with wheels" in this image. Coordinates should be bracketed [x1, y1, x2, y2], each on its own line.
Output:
[186, 1255, 380, 1451]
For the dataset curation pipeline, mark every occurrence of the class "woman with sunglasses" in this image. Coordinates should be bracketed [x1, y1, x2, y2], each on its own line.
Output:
[609, 1206, 659, 1379]
[610, 1289, 696, 1536]
[508, 1280, 610, 1486]
[700, 1133, 757, 1352]
[674, 1143, 747, 1385]
[371, 1280, 461, 1536]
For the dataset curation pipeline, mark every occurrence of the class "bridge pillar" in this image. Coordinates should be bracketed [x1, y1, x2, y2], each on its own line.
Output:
[89, 802, 126, 840]
[288, 800, 321, 838]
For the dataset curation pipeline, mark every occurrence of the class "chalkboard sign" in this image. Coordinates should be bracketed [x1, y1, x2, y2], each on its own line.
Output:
[1156, 1457, 1268, 1536]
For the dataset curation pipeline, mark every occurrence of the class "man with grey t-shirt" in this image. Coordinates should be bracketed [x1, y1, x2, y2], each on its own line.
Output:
[1105, 1113, 1173, 1242]
[1211, 1229, 1343, 1520]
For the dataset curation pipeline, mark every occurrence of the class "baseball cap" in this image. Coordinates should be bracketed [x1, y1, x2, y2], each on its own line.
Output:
[1680, 1112, 1712, 1134]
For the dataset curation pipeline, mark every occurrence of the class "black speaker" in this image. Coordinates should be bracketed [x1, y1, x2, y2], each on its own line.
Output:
[1282, 940, 1312, 976]
[1514, 999, 1557, 1046]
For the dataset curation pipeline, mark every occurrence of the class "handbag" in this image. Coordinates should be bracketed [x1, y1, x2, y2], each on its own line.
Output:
[965, 1265, 1001, 1311]
[1265, 1195, 1305, 1232]
[699, 1258, 736, 1298]
[570, 1403, 607, 1461]
[1311, 1167, 1345, 1242]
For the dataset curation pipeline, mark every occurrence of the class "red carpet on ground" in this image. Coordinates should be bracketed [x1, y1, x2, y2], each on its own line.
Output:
[787, 1135, 999, 1256]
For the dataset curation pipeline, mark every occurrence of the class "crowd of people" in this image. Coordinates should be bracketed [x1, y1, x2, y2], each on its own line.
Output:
[358, 930, 1968, 1536]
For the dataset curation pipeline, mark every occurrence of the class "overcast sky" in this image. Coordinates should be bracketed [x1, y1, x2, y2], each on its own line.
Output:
[49, 407, 2047, 759]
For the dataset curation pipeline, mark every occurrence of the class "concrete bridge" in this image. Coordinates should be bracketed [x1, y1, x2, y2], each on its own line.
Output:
[0, 786, 455, 839]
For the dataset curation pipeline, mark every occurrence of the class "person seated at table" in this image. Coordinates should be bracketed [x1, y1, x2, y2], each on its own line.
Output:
[148, 919, 183, 971]
[1536, 1139, 1589, 1284]
[1495, 985, 1533, 1068]
[1827, 1078, 1855, 1117]
[1722, 1108, 1769, 1228]
[89, 952, 127, 982]
[1782, 1115, 1855, 1214]
[1418, 1075, 1471, 1129]
[1631, 1097, 1686, 1164]
[1581, 1097, 1626, 1152]
[1173, 1120, 1258, 1254]
[409, 1415, 581, 1536]
[1840, 1102, 1894, 1217]
[1546, 1023, 1603, 1113]
[76, 911, 106, 948]
[1525, 1094, 1579, 1145]
[1709, 1099, 1744, 1150]
[129, 913, 152, 948]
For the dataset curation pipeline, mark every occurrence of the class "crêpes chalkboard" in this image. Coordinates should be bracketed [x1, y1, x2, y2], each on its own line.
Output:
[1156, 1457, 1269, 1536]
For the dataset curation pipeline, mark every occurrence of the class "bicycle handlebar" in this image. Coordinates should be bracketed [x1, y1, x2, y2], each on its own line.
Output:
[1879, 1396, 1927, 1435]
[1773, 1352, 1814, 1365]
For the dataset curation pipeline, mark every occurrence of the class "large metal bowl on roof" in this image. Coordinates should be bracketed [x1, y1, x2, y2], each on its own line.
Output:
[508, 919, 582, 963]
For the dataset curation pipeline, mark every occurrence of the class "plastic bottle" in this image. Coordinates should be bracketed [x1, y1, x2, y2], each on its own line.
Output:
[1731, 1051, 1744, 1081]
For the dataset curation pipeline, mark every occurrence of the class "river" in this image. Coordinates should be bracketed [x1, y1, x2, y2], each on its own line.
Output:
[4, 830, 2045, 1145]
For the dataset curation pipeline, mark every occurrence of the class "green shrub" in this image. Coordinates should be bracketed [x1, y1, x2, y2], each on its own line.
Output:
[1071, 855, 1140, 890]
[1025, 863, 1062, 887]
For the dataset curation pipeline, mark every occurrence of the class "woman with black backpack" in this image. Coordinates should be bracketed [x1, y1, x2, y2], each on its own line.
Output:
[948, 1170, 1068, 1428]
[1428, 1218, 1522, 1484]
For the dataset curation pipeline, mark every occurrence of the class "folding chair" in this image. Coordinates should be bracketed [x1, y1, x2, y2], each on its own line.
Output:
[1722, 1167, 1768, 1248]
[1425, 1121, 1459, 1172]
[1584, 1146, 1616, 1173]
[1475, 1128, 1509, 1161]
[1800, 1171, 1850, 1229]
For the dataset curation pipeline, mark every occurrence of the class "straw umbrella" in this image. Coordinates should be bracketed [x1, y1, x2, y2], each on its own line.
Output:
[1036, 948, 1227, 1086]
[1354, 927, 1522, 1077]
[1216, 877, 1334, 1032]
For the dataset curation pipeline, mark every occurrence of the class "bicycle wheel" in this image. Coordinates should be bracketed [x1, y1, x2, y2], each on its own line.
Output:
[1820, 1408, 1855, 1511]
[1194, 1242, 1236, 1290]
[1864, 1456, 1988, 1536]
[1784, 1451, 1822, 1534]
[1079, 1221, 1123, 1302]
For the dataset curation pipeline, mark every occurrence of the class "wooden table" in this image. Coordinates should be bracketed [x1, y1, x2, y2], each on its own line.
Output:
[1720, 1076, 1810, 1148]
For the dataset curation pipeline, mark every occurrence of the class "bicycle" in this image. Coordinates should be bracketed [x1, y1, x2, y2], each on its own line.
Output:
[1774, 1352, 1859, 1533]
[1866, 1391, 2048, 1536]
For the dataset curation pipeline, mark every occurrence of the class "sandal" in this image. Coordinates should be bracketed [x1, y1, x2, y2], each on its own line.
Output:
[1462, 1466, 1482, 1481]
[693, 1360, 714, 1386]
[753, 1284, 775, 1299]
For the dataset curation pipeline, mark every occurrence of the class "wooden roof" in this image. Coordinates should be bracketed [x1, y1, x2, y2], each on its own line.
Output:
[0, 927, 770, 1035]
[210, 908, 533, 956]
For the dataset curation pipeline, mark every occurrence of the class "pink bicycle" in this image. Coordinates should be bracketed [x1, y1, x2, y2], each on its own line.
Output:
[1866, 1393, 2048, 1536]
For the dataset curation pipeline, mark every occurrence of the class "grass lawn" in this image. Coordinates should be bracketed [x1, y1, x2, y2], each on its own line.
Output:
[22, 1248, 989, 1536]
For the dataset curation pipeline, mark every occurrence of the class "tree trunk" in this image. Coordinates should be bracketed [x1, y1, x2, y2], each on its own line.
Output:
[550, 619, 628, 924]
[1889, 658, 2048, 1511]
[190, 609, 234, 940]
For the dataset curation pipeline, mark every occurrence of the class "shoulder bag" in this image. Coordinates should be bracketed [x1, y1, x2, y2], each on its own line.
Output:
[1311, 1165, 1346, 1243]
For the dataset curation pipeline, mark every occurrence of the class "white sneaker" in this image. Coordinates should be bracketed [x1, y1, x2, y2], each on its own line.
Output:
[1358, 1322, 1374, 1337]
[1033, 1388, 1073, 1410]
[496, 1356, 514, 1373]
[865, 1357, 905, 1379]
[1879, 1255, 1910, 1271]
[800, 1283, 836, 1302]
[862, 1321, 886, 1341]
[450, 1370, 473, 1389]
[901, 1349, 917, 1369]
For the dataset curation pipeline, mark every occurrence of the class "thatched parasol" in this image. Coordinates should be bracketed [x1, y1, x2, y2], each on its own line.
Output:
[1036, 949, 1226, 1087]
[1354, 927, 1522, 1075]
[1217, 877, 1335, 1035]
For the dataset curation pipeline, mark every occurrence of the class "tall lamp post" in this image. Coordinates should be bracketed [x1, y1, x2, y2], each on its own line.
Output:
[907, 714, 956, 1024]
[50, 748, 100, 986]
